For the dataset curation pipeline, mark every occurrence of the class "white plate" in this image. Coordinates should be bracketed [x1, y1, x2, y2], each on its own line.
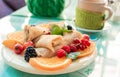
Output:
[68, 21, 111, 33]
[1, 46, 96, 75]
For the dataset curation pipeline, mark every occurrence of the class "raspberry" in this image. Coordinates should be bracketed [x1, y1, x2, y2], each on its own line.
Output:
[56, 49, 66, 58]
[62, 45, 71, 53]
[69, 44, 77, 52]
[82, 34, 90, 41]
[73, 38, 80, 44]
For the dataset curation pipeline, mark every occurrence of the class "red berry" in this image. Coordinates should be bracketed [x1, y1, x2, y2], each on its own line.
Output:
[62, 45, 71, 53]
[81, 39, 91, 46]
[73, 38, 80, 44]
[46, 31, 51, 35]
[79, 44, 86, 50]
[81, 39, 88, 45]
[69, 44, 77, 52]
[23, 41, 34, 49]
[13, 43, 24, 54]
[56, 49, 66, 58]
[86, 41, 91, 46]
[83, 34, 90, 41]
[75, 44, 80, 49]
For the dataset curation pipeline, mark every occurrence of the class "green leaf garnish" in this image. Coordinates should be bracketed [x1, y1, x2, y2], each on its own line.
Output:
[62, 25, 72, 33]
[51, 25, 62, 35]
[67, 52, 80, 60]
[51, 25, 72, 35]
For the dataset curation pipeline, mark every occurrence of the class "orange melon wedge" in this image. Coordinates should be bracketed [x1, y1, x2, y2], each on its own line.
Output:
[7, 31, 25, 44]
[78, 41, 96, 58]
[29, 56, 72, 71]
[2, 31, 26, 49]
[2, 39, 19, 49]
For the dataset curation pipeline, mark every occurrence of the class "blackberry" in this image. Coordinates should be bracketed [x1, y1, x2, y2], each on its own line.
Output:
[24, 46, 37, 62]
[31, 25, 36, 26]
[67, 25, 72, 30]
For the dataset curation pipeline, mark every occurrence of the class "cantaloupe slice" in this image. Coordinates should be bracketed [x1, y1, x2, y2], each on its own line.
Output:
[29, 56, 72, 71]
[7, 31, 26, 44]
[2, 39, 19, 49]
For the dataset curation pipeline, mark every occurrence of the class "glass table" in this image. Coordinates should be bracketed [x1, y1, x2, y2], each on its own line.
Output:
[0, 1, 120, 77]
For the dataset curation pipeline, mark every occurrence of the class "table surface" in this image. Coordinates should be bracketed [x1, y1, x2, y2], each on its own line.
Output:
[1, 1, 120, 77]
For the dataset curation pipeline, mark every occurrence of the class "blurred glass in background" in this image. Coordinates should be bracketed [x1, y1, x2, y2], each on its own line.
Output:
[108, 0, 120, 22]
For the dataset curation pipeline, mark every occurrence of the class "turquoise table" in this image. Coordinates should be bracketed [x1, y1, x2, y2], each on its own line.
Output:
[1, 1, 120, 77]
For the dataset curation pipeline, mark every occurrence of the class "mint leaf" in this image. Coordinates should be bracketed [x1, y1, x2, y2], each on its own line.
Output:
[51, 25, 62, 35]
[67, 52, 80, 60]
[62, 26, 72, 33]
[51, 25, 72, 35]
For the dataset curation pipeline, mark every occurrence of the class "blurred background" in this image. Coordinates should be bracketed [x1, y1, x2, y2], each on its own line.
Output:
[0, 0, 120, 22]
[0, 0, 25, 18]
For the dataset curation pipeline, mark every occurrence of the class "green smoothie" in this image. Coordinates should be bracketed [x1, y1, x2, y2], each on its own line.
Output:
[75, 7, 105, 30]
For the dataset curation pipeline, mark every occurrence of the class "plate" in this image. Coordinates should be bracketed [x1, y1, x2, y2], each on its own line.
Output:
[69, 21, 111, 33]
[1, 46, 96, 75]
